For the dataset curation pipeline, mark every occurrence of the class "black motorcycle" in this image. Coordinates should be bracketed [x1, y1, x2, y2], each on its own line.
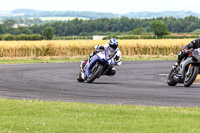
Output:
[167, 49, 200, 87]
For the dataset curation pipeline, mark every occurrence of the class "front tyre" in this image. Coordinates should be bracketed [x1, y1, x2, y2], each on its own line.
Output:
[184, 66, 199, 87]
[167, 68, 177, 86]
[87, 64, 103, 83]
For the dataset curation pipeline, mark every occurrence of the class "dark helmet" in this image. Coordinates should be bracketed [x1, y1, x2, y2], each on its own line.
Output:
[109, 38, 118, 50]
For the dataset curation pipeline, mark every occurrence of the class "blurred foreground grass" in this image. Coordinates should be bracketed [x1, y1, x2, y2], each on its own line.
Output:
[0, 98, 200, 133]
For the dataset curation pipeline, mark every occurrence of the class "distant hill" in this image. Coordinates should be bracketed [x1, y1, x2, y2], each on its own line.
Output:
[125, 11, 200, 18]
[11, 9, 119, 19]
[0, 9, 200, 19]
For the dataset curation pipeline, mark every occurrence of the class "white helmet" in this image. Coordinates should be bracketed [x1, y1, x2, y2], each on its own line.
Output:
[108, 38, 118, 50]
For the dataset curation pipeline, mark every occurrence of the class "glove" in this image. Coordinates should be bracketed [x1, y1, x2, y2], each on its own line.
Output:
[99, 46, 104, 50]
[95, 45, 104, 51]
[183, 49, 190, 53]
[172, 62, 179, 70]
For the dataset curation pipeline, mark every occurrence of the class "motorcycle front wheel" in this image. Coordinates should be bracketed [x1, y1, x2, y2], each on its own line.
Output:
[167, 68, 177, 86]
[184, 65, 199, 87]
[77, 71, 85, 82]
[87, 64, 103, 83]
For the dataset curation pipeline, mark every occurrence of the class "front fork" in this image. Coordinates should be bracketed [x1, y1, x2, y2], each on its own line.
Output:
[178, 58, 193, 81]
[185, 64, 192, 77]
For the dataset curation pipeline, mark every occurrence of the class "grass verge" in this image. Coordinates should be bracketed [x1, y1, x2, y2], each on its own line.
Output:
[0, 58, 83, 64]
[0, 98, 200, 133]
[122, 55, 176, 61]
[0, 55, 176, 64]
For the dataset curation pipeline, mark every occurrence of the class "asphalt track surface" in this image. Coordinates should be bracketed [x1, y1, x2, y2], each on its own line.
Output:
[0, 60, 200, 107]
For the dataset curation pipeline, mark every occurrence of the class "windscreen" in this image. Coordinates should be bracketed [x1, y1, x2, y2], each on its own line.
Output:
[192, 48, 200, 61]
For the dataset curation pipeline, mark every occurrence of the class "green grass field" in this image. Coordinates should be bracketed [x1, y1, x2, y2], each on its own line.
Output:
[0, 56, 176, 64]
[0, 58, 83, 64]
[0, 99, 200, 133]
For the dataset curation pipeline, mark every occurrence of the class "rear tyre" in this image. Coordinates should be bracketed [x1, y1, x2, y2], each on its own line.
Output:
[77, 71, 84, 82]
[184, 66, 199, 87]
[87, 64, 103, 83]
[167, 68, 177, 86]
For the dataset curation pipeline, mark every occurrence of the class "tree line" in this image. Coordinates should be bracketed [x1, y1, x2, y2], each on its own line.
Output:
[1, 16, 200, 38]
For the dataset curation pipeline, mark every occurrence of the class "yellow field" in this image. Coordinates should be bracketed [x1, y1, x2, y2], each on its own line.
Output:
[0, 39, 193, 57]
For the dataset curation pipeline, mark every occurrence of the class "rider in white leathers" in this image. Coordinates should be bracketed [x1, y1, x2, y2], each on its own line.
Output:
[80, 38, 122, 77]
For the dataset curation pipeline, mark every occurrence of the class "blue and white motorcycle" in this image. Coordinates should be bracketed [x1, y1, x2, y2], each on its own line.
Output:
[77, 50, 116, 83]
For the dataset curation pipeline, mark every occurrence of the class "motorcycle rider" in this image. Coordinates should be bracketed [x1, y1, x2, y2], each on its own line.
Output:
[173, 38, 200, 76]
[80, 38, 122, 79]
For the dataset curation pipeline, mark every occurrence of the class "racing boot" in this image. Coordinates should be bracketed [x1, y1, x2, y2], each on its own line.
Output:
[105, 67, 116, 76]
[172, 61, 180, 70]
[80, 59, 88, 72]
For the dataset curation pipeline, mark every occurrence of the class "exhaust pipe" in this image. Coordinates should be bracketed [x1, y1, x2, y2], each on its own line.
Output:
[174, 75, 180, 82]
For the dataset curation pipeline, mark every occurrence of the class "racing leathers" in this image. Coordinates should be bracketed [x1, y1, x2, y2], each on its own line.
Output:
[92, 43, 122, 66]
[80, 43, 122, 79]
[177, 38, 200, 64]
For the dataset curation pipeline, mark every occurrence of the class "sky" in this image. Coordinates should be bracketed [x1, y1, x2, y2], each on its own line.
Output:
[1, 0, 200, 14]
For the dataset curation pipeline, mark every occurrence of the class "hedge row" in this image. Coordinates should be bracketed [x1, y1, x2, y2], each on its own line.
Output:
[0, 34, 198, 41]
[103, 35, 200, 40]
[53, 36, 93, 40]
[0, 34, 43, 41]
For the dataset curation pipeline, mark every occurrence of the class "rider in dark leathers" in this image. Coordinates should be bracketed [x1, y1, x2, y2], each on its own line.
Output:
[176, 38, 200, 65]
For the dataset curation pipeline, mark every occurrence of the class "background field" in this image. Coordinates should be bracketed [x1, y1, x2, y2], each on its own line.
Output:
[0, 39, 192, 58]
